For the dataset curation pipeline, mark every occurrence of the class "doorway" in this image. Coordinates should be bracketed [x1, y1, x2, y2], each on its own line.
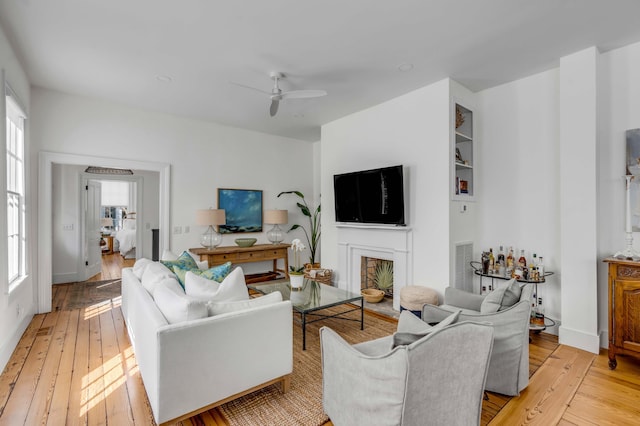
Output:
[39, 151, 170, 314]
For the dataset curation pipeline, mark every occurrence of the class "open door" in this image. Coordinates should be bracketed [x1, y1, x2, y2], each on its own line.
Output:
[83, 179, 102, 280]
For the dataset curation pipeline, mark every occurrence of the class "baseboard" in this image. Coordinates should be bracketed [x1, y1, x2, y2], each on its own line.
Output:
[0, 313, 33, 373]
[599, 330, 609, 349]
[53, 272, 79, 284]
[559, 325, 600, 354]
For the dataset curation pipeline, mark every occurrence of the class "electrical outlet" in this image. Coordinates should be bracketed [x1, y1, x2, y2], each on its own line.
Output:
[63, 224, 74, 231]
[174, 226, 182, 234]
[146, 222, 151, 230]
[184, 226, 190, 234]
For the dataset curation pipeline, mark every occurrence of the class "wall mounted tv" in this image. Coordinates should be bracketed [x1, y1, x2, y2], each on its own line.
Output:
[333, 165, 406, 225]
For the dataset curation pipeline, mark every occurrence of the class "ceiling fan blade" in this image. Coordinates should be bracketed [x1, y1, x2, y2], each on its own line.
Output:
[281, 89, 327, 99]
[270, 99, 279, 117]
[229, 81, 271, 95]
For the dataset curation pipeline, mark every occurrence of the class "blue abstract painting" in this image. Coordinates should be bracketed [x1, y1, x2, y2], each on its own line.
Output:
[217, 189, 263, 234]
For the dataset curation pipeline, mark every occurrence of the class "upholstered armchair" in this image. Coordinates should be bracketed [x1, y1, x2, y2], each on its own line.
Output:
[320, 320, 494, 426]
[422, 282, 534, 396]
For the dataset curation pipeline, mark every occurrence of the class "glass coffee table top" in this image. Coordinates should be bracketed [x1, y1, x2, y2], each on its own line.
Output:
[248, 279, 364, 350]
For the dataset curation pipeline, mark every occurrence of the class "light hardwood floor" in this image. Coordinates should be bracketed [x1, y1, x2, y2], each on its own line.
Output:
[1, 254, 639, 425]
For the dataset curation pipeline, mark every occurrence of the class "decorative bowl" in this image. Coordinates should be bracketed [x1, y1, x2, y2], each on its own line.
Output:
[235, 238, 257, 247]
[361, 288, 385, 303]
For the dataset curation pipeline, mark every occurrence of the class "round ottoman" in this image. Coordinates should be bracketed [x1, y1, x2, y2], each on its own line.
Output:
[400, 285, 438, 318]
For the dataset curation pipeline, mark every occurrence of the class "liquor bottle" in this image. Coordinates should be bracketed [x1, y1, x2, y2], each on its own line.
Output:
[518, 249, 526, 270]
[506, 247, 515, 268]
[489, 248, 495, 274]
[533, 297, 545, 327]
[497, 246, 505, 266]
[538, 256, 545, 278]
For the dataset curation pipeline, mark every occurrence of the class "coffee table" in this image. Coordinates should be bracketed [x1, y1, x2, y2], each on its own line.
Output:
[248, 280, 363, 350]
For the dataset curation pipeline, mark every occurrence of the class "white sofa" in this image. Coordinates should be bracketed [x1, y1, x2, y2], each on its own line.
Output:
[121, 264, 293, 425]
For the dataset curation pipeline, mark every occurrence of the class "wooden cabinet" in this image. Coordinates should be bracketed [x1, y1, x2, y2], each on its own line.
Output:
[452, 101, 475, 200]
[605, 258, 640, 369]
[190, 243, 290, 278]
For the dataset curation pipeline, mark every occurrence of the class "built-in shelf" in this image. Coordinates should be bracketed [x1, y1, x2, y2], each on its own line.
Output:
[452, 102, 475, 200]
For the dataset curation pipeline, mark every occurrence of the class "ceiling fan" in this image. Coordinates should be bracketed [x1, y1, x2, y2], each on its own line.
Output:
[231, 71, 327, 117]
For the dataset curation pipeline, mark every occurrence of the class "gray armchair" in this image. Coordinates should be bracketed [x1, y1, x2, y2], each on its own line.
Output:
[320, 321, 494, 426]
[422, 283, 534, 396]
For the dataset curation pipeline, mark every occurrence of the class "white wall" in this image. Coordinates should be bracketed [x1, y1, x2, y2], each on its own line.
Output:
[476, 69, 562, 332]
[0, 25, 33, 372]
[321, 78, 452, 293]
[31, 87, 316, 277]
[51, 164, 160, 283]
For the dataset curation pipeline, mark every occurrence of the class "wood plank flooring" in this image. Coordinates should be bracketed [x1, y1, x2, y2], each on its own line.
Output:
[1, 253, 639, 425]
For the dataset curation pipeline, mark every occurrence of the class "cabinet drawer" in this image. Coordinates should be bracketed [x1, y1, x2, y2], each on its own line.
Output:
[211, 253, 237, 263]
[236, 251, 264, 261]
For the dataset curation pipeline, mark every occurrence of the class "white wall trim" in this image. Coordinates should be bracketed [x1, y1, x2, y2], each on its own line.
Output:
[0, 313, 32, 374]
[38, 151, 170, 313]
[559, 325, 601, 354]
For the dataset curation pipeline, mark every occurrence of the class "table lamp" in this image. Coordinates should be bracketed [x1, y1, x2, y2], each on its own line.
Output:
[264, 209, 288, 244]
[196, 209, 226, 249]
[101, 217, 112, 233]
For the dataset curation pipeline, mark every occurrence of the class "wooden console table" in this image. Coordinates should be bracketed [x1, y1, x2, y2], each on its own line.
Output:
[190, 244, 290, 278]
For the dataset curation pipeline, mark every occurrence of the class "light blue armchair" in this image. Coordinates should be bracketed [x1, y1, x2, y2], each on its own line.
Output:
[320, 321, 494, 426]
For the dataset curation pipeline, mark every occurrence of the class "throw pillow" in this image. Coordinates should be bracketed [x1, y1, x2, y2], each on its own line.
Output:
[173, 261, 233, 289]
[160, 251, 198, 276]
[392, 310, 460, 348]
[132, 258, 153, 279]
[153, 281, 208, 324]
[185, 266, 249, 301]
[141, 261, 175, 295]
[499, 279, 522, 309]
[480, 279, 520, 313]
[162, 249, 208, 270]
[397, 310, 433, 334]
[207, 291, 283, 316]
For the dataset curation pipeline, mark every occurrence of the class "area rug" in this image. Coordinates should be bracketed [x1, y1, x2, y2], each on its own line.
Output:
[217, 307, 398, 426]
[65, 278, 122, 310]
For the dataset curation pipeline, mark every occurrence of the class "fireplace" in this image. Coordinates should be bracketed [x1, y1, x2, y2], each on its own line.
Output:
[337, 224, 413, 311]
[361, 257, 394, 297]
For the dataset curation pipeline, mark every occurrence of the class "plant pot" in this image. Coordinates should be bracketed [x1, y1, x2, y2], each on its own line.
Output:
[290, 273, 305, 289]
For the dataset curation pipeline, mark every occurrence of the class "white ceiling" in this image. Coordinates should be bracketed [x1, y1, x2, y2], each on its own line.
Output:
[2, 0, 640, 141]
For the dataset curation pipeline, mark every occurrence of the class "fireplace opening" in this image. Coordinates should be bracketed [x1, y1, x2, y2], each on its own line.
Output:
[361, 257, 394, 297]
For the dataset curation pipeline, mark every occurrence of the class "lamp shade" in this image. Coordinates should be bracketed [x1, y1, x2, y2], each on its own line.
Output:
[101, 218, 112, 227]
[196, 209, 226, 226]
[264, 209, 288, 225]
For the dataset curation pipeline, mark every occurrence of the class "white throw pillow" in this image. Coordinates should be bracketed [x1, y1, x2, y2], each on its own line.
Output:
[141, 262, 175, 295]
[152, 276, 185, 298]
[161, 249, 179, 261]
[153, 282, 208, 324]
[480, 279, 520, 313]
[132, 258, 153, 279]
[186, 267, 249, 302]
[397, 310, 432, 334]
[207, 291, 283, 316]
[392, 310, 460, 348]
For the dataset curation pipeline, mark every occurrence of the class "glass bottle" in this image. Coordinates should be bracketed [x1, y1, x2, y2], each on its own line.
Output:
[506, 247, 515, 268]
[538, 256, 545, 278]
[489, 248, 495, 274]
[497, 246, 505, 266]
[534, 297, 545, 326]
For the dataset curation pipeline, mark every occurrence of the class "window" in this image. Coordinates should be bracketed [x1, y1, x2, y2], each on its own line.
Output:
[6, 88, 26, 288]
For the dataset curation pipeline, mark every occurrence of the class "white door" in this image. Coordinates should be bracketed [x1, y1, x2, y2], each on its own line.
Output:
[84, 180, 102, 279]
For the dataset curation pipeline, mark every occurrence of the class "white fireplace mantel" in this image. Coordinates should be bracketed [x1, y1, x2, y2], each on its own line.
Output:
[336, 224, 413, 311]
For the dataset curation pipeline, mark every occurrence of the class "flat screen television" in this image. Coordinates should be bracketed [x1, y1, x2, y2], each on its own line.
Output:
[333, 165, 406, 225]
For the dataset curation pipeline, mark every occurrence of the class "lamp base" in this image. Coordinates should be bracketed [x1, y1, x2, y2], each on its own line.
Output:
[267, 224, 284, 244]
[201, 225, 222, 249]
[614, 232, 640, 260]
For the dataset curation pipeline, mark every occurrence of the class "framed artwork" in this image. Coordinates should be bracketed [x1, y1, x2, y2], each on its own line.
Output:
[627, 129, 640, 231]
[217, 188, 263, 234]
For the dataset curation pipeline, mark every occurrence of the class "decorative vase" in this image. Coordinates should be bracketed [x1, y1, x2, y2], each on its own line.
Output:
[290, 286, 308, 305]
[290, 273, 304, 289]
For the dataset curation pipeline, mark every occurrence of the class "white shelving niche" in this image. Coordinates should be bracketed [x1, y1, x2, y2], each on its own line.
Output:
[452, 102, 475, 200]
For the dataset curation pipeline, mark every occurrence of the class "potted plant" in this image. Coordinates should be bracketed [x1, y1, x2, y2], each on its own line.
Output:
[289, 238, 306, 288]
[278, 190, 321, 267]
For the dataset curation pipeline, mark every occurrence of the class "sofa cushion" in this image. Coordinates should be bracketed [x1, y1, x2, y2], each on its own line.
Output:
[185, 266, 249, 302]
[132, 258, 153, 279]
[480, 279, 520, 313]
[141, 262, 176, 295]
[392, 310, 460, 348]
[153, 281, 208, 324]
[207, 290, 282, 316]
[397, 310, 433, 334]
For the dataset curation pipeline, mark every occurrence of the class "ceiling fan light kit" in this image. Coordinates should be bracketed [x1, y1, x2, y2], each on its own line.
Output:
[232, 71, 327, 117]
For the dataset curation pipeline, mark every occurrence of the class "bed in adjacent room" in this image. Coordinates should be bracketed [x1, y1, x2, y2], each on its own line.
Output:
[115, 218, 137, 258]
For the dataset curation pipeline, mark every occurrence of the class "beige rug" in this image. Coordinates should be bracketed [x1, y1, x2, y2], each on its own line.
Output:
[217, 307, 398, 426]
[65, 278, 122, 310]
